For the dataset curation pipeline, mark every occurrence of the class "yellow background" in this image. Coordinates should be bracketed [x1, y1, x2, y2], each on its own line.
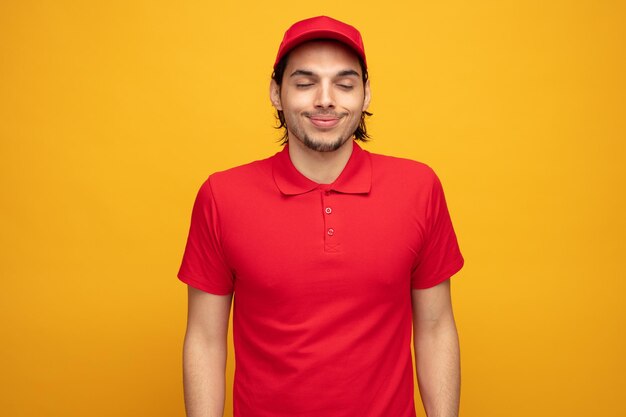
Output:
[1, 1, 624, 416]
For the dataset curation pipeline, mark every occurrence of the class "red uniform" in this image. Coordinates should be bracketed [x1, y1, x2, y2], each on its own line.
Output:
[178, 141, 463, 417]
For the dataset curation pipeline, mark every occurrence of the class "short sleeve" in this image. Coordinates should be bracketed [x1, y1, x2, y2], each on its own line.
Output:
[177, 178, 234, 294]
[411, 173, 464, 289]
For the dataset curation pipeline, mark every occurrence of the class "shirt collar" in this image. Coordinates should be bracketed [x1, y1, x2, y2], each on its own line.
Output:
[272, 140, 372, 196]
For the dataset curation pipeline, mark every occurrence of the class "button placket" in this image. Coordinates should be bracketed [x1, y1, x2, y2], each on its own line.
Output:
[321, 190, 339, 252]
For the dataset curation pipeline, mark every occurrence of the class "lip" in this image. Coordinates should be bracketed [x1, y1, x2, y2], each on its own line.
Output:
[308, 116, 341, 128]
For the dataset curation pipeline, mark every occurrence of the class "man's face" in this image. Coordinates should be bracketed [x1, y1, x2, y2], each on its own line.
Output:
[270, 40, 371, 152]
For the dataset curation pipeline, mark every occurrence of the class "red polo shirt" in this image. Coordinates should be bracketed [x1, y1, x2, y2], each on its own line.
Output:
[178, 141, 463, 417]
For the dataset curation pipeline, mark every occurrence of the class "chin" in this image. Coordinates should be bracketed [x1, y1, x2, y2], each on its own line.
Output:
[302, 133, 351, 152]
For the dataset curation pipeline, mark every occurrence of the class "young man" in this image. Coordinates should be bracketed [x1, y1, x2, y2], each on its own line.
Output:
[179, 16, 464, 417]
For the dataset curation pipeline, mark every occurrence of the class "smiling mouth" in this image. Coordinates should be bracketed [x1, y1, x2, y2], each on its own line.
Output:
[306, 113, 344, 129]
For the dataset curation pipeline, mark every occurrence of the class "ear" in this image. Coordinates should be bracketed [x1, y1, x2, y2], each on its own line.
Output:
[269, 79, 282, 111]
[362, 79, 372, 112]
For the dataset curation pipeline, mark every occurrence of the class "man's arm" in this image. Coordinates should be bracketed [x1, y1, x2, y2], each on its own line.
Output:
[183, 286, 233, 417]
[412, 279, 460, 417]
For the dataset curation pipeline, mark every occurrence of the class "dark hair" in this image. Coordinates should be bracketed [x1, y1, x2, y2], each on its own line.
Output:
[271, 47, 373, 144]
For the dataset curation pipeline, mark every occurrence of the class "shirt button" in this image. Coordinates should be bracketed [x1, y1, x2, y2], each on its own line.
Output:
[325, 207, 332, 214]
[325, 190, 331, 196]
[327, 228, 335, 236]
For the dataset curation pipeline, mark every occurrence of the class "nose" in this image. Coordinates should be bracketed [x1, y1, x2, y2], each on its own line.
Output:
[314, 81, 335, 109]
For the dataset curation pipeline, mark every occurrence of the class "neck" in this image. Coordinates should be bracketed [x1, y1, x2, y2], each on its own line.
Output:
[288, 138, 354, 184]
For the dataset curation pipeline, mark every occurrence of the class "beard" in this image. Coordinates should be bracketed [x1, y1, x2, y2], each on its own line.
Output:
[287, 112, 358, 152]
[301, 133, 351, 152]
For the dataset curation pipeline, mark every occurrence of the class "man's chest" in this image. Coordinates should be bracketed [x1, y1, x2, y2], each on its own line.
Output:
[218, 189, 426, 301]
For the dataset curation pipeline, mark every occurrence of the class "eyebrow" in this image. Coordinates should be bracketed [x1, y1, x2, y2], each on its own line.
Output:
[337, 69, 360, 77]
[289, 69, 361, 78]
[290, 70, 314, 77]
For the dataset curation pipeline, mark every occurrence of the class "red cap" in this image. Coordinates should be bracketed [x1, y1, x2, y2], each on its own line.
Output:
[274, 16, 366, 69]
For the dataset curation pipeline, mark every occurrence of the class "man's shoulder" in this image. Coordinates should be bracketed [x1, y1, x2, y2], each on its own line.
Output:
[203, 151, 280, 195]
[210, 153, 275, 179]
[367, 150, 438, 184]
